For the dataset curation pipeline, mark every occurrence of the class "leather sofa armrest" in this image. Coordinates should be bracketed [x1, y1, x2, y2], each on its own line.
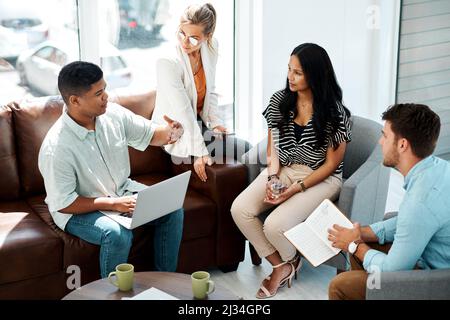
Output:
[172, 162, 247, 224]
[171, 162, 248, 266]
[192, 163, 247, 206]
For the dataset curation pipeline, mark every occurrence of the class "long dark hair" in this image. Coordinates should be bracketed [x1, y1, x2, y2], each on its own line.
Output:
[277, 43, 350, 148]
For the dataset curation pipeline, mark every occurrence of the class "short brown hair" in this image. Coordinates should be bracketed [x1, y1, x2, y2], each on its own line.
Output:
[382, 103, 440, 158]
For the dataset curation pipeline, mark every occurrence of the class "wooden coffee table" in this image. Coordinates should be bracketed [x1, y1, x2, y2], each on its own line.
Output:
[62, 272, 239, 300]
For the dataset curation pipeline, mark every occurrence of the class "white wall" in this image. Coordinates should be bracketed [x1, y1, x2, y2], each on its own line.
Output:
[236, 0, 401, 143]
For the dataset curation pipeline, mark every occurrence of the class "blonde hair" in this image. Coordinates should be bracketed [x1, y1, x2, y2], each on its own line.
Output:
[180, 3, 217, 47]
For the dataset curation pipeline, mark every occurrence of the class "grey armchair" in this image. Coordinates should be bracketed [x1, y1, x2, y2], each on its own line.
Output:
[365, 212, 450, 300]
[366, 268, 450, 300]
[241, 115, 391, 271]
[434, 109, 450, 161]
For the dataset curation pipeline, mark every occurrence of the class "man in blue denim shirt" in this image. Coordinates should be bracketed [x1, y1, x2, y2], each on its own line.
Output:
[328, 103, 450, 300]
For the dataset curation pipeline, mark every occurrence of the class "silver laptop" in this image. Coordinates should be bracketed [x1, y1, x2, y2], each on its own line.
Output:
[100, 171, 191, 229]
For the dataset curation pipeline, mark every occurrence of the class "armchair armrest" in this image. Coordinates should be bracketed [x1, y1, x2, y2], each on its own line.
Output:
[384, 211, 398, 220]
[366, 269, 450, 300]
[171, 162, 248, 266]
[242, 137, 268, 183]
[338, 146, 390, 225]
[366, 211, 450, 299]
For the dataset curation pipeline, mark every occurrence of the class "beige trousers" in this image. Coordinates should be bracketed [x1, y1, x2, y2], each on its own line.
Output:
[231, 164, 342, 262]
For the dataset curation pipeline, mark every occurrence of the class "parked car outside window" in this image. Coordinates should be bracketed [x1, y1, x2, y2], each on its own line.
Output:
[0, 0, 49, 60]
[16, 41, 132, 96]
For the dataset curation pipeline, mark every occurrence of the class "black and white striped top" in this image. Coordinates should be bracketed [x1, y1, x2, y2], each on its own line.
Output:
[262, 90, 352, 175]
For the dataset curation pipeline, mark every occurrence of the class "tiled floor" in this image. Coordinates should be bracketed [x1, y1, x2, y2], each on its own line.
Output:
[210, 242, 337, 300]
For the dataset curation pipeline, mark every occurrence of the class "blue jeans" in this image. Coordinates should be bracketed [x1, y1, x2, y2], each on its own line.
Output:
[65, 209, 184, 278]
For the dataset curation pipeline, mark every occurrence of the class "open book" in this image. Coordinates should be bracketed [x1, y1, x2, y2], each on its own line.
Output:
[283, 199, 353, 267]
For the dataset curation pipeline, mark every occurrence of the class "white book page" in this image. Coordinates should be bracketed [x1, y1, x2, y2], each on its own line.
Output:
[125, 287, 179, 300]
[305, 199, 354, 254]
[284, 223, 336, 267]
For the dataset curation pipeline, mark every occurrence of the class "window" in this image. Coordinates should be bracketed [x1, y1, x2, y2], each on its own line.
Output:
[0, 0, 79, 103]
[1, 0, 234, 132]
[101, 56, 127, 74]
[99, 0, 235, 129]
[34, 47, 55, 61]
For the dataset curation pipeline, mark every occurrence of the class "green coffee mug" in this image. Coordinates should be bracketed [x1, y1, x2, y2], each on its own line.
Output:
[108, 263, 134, 291]
[191, 271, 215, 299]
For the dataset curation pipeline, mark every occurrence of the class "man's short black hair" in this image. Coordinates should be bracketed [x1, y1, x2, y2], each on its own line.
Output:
[382, 103, 440, 159]
[58, 61, 103, 105]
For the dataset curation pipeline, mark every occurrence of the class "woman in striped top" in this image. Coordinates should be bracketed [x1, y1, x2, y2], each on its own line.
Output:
[231, 43, 352, 299]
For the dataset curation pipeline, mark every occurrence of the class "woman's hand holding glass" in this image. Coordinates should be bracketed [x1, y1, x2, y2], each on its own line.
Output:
[264, 177, 293, 205]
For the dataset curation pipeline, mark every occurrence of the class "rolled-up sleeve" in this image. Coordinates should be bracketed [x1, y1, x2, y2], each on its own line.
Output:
[369, 216, 398, 245]
[363, 202, 439, 272]
[38, 149, 78, 212]
[120, 105, 156, 151]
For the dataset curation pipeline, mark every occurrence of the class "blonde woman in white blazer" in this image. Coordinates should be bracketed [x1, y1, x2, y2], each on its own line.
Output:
[152, 3, 250, 182]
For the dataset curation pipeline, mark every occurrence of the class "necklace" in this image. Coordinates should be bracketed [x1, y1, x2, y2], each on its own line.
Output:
[191, 54, 201, 75]
[297, 101, 311, 109]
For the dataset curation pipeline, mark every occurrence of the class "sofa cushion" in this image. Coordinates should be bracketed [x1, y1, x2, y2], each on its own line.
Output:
[26, 192, 188, 277]
[28, 194, 148, 285]
[0, 106, 20, 200]
[10, 96, 171, 196]
[26, 195, 100, 276]
[10, 97, 64, 196]
[0, 201, 62, 285]
[129, 146, 171, 177]
[133, 174, 217, 241]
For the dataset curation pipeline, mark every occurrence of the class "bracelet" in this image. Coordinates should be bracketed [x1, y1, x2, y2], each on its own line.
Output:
[296, 179, 307, 192]
[267, 174, 279, 182]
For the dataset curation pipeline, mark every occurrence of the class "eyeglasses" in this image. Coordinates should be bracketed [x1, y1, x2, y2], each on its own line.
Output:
[177, 30, 200, 47]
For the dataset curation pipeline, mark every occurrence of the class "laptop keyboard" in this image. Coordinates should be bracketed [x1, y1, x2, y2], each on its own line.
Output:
[120, 213, 132, 218]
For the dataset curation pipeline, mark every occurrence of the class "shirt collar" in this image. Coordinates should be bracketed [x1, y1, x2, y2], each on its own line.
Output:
[403, 156, 434, 190]
[62, 108, 96, 141]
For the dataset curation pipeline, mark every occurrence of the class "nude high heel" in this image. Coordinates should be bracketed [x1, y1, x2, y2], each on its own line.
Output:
[289, 254, 303, 280]
[256, 261, 295, 299]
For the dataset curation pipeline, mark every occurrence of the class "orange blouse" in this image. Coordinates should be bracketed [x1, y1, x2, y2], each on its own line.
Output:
[194, 63, 206, 114]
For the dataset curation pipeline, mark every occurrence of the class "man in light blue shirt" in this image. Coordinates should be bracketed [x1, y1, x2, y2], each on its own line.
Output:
[328, 103, 450, 300]
[39, 61, 184, 278]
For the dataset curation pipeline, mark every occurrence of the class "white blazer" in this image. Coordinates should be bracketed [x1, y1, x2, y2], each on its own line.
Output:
[152, 38, 223, 158]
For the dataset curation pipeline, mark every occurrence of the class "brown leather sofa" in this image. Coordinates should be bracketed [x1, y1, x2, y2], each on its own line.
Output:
[0, 91, 247, 299]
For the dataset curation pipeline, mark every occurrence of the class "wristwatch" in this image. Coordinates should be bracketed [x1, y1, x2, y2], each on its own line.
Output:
[348, 241, 359, 254]
[296, 179, 307, 192]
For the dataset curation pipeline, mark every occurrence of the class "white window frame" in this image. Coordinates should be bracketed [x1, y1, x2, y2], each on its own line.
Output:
[234, 0, 264, 144]
[77, 0, 101, 65]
